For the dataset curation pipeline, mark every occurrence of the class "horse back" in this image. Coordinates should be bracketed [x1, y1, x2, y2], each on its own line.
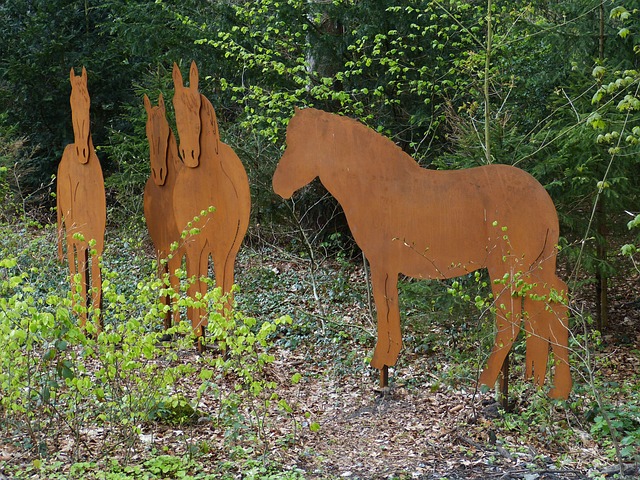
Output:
[348, 163, 559, 278]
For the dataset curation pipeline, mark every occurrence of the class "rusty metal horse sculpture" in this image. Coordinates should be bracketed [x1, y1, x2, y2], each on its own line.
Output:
[57, 67, 106, 331]
[143, 93, 184, 330]
[273, 108, 571, 399]
[171, 61, 251, 342]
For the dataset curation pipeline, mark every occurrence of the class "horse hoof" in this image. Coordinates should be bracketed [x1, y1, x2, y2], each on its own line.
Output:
[195, 336, 206, 353]
[478, 369, 497, 389]
[370, 353, 384, 370]
[370, 349, 394, 370]
[371, 342, 402, 370]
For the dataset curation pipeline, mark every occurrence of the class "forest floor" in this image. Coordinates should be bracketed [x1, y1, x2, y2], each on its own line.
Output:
[1, 238, 639, 479]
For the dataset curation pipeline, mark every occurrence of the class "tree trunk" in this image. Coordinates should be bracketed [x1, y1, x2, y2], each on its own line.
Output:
[483, 0, 493, 164]
[595, 1, 608, 331]
[595, 196, 609, 330]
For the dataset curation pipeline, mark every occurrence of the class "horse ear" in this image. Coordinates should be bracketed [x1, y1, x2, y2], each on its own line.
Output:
[69, 67, 75, 83]
[172, 62, 183, 88]
[143, 94, 151, 114]
[294, 106, 300, 113]
[189, 61, 199, 91]
[81, 66, 88, 83]
[158, 93, 165, 110]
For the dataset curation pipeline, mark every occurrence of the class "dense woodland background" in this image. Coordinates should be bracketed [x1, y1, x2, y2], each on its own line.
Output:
[0, 1, 639, 479]
[1, 0, 639, 328]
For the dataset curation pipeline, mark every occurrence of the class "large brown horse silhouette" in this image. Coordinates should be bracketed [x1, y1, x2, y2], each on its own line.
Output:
[143, 93, 184, 330]
[171, 61, 251, 340]
[273, 108, 571, 399]
[57, 67, 106, 331]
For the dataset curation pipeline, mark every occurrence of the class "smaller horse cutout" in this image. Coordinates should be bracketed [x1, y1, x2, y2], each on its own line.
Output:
[57, 67, 106, 331]
[171, 61, 251, 341]
[143, 93, 184, 330]
[273, 108, 571, 399]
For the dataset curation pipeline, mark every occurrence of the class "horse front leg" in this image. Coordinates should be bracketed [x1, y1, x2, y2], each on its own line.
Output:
[369, 266, 402, 384]
[71, 244, 90, 329]
[157, 258, 171, 331]
[90, 247, 103, 333]
[191, 247, 211, 352]
[57, 206, 64, 263]
[184, 249, 201, 338]
[478, 279, 522, 389]
[66, 241, 81, 325]
[166, 250, 183, 328]
[215, 246, 238, 316]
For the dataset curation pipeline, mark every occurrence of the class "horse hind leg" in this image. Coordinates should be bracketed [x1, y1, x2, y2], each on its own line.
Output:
[534, 277, 572, 399]
[184, 250, 204, 340]
[522, 276, 572, 399]
[522, 280, 552, 388]
[478, 277, 522, 389]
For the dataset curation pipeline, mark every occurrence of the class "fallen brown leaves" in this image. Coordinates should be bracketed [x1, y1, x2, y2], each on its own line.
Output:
[1, 247, 639, 480]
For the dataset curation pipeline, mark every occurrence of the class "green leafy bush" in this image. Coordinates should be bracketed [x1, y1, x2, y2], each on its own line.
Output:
[0, 219, 295, 466]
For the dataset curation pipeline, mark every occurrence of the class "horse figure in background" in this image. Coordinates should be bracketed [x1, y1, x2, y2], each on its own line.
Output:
[57, 67, 106, 331]
[171, 61, 251, 345]
[273, 108, 571, 399]
[143, 93, 184, 330]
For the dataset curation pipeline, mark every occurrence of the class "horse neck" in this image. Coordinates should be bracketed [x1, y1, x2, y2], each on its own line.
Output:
[166, 129, 181, 174]
[316, 120, 422, 206]
[83, 135, 97, 161]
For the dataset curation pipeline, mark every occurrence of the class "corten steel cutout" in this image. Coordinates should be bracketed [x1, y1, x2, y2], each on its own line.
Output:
[57, 67, 107, 331]
[171, 61, 251, 341]
[273, 108, 572, 399]
[143, 93, 184, 330]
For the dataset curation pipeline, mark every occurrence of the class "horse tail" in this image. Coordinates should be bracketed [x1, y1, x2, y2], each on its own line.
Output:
[531, 227, 552, 268]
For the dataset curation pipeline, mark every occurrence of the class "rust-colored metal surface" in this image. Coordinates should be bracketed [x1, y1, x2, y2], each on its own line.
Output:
[273, 108, 571, 399]
[143, 93, 183, 330]
[56, 67, 106, 331]
[171, 61, 251, 338]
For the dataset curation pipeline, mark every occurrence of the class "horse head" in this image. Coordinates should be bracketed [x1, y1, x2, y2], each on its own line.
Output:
[273, 108, 322, 199]
[144, 93, 171, 186]
[172, 61, 202, 167]
[69, 67, 91, 164]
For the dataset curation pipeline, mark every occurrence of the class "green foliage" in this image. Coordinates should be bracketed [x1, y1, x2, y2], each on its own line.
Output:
[0, 219, 298, 469]
[2, 2, 640, 473]
[4, 452, 307, 479]
[0, 0, 211, 213]
[590, 404, 640, 462]
[156, 0, 494, 227]
[621, 213, 640, 274]
[495, 391, 577, 447]
[400, 272, 493, 359]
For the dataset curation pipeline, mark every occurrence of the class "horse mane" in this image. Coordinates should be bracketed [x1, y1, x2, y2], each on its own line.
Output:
[200, 94, 220, 155]
[298, 108, 419, 170]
